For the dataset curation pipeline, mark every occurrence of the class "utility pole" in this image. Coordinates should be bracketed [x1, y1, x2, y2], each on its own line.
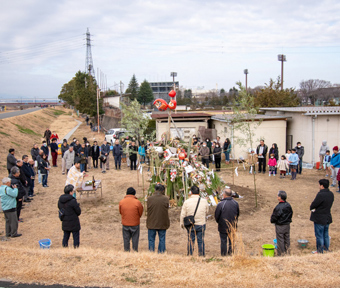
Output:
[277, 54, 286, 90]
[244, 69, 249, 93]
[97, 87, 100, 134]
[85, 28, 95, 78]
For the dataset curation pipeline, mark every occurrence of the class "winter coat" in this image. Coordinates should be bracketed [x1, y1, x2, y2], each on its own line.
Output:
[50, 142, 58, 154]
[319, 141, 330, 156]
[310, 188, 334, 225]
[256, 144, 268, 157]
[268, 158, 277, 167]
[101, 144, 110, 155]
[31, 147, 40, 161]
[330, 152, 340, 168]
[78, 147, 88, 164]
[41, 145, 49, 157]
[38, 159, 48, 175]
[277, 159, 289, 171]
[180, 195, 209, 226]
[74, 144, 81, 156]
[85, 145, 92, 157]
[199, 146, 210, 160]
[18, 165, 28, 187]
[43, 129, 52, 141]
[0, 185, 18, 211]
[270, 201, 293, 225]
[215, 197, 239, 233]
[129, 145, 138, 161]
[112, 144, 123, 157]
[61, 144, 69, 157]
[213, 147, 222, 159]
[224, 142, 232, 153]
[7, 153, 17, 171]
[9, 174, 26, 200]
[119, 195, 143, 226]
[289, 153, 299, 165]
[58, 194, 81, 232]
[138, 146, 145, 157]
[269, 145, 279, 160]
[295, 145, 304, 159]
[91, 145, 100, 159]
[63, 150, 75, 170]
[22, 162, 34, 186]
[146, 192, 170, 230]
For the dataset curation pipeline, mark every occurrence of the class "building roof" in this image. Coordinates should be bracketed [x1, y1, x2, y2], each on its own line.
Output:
[259, 106, 340, 115]
[151, 112, 211, 119]
[211, 114, 290, 122]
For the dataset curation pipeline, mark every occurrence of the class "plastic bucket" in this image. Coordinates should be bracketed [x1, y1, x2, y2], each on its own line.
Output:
[316, 162, 320, 170]
[39, 238, 52, 249]
[297, 239, 309, 248]
[262, 244, 275, 257]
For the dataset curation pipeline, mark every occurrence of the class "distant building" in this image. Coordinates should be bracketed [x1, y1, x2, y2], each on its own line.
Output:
[150, 81, 179, 102]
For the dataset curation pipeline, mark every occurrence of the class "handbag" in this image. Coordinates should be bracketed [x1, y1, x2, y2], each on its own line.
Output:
[183, 198, 201, 229]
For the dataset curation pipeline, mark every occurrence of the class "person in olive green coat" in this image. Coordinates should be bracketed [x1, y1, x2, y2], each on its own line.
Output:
[146, 184, 170, 253]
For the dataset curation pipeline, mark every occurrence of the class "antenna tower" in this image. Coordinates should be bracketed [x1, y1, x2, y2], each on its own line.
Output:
[85, 28, 95, 77]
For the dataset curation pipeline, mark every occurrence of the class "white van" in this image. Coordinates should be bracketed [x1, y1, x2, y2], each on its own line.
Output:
[105, 128, 126, 144]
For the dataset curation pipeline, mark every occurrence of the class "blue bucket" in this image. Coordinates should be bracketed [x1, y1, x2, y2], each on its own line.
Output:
[39, 238, 52, 249]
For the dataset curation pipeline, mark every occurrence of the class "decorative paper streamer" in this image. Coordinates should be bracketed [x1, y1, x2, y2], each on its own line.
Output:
[235, 167, 239, 176]
[250, 166, 253, 174]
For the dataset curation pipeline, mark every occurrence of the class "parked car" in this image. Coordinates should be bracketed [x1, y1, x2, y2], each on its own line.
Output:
[105, 128, 126, 144]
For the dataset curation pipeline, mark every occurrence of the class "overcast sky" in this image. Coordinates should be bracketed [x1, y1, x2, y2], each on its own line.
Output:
[0, 0, 339, 100]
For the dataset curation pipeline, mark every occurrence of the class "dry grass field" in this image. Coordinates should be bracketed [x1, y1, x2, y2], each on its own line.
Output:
[0, 108, 340, 287]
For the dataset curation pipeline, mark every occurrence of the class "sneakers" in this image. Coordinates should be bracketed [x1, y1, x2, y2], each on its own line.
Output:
[102, 171, 106, 173]
[11, 234, 22, 238]
[273, 174, 276, 176]
[269, 173, 271, 177]
[325, 174, 329, 177]
[330, 184, 336, 187]
[312, 250, 318, 254]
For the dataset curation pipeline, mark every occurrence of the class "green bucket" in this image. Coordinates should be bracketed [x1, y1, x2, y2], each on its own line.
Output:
[262, 244, 275, 257]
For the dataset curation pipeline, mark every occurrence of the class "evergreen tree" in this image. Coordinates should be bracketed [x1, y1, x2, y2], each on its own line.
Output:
[126, 74, 139, 101]
[137, 80, 154, 107]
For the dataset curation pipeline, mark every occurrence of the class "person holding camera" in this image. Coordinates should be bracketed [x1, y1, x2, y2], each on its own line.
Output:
[58, 184, 81, 248]
[180, 186, 209, 256]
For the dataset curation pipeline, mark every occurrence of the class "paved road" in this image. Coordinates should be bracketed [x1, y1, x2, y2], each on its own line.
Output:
[0, 281, 107, 288]
[0, 108, 41, 120]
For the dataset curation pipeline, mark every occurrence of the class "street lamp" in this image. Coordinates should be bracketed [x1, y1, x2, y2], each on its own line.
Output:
[277, 54, 287, 90]
[244, 69, 249, 93]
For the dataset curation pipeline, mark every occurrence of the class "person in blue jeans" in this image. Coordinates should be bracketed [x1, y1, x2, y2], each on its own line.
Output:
[146, 184, 170, 253]
[310, 179, 334, 254]
[223, 138, 231, 164]
[180, 186, 209, 256]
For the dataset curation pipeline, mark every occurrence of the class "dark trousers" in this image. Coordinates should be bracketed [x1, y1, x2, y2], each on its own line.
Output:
[202, 158, 209, 169]
[130, 159, 137, 170]
[148, 229, 166, 253]
[42, 174, 47, 186]
[298, 158, 303, 174]
[4, 210, 18, 237]
[115, 155, 122, 169]
[29, 180, 35, 196]
[123, 225, 140, 252]
[220, 232, 233, 256]
[215, 158, 221, 171]
[258, 157, 266, 172]
[16, 200, 22, 219]
[314, 223, 330, 253]
[62, 230, 80, 248]
[275, 224, 290, 256]
[187, 224, 206, 256]
[51, 152, 58, 166]
[93, 157, 98, 168]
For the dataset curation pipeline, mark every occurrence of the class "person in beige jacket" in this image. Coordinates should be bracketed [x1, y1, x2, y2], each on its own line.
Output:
[180, 186, 209, 256]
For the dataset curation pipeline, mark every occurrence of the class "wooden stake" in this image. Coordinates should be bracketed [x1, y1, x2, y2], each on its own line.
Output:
[232, 160, 234, 185]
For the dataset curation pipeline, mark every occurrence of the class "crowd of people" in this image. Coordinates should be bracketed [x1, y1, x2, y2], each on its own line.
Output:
[0, 127, 338, 256]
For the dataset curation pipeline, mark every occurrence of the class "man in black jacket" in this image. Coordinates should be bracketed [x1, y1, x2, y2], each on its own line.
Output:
[58, 184, 81, 248]
[91, 141, 100, 168]
[129, 142, 138, 170]
[43, 128, 52, 145]
[295, 142, 305, 174]
[310, 179, 334, 253]
[7, 149, 17, 175]
[41, 141, 49, 158]
[256, 140, 268, 173]
[31, 144, 40, 174]
[16, 160, 32, 203]
[9, 166, 26, 221]
[215, 187, 239, 256]
[22, 155, 35, 197]
[112, 139, 123, 170]
[101, 140, 111, 170]
[270, 190, 293, 256]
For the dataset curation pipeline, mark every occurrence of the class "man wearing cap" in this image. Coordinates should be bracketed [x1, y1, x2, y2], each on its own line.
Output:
[146, 184, 170, 253]
[215, 187, 239, 256]
[270, 191, 293, 256]
[330, 146, 340, 190]
[119, 187, 143, 252]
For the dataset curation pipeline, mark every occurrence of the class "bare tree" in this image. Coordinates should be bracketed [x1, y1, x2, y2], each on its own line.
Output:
[299, 79, 332, 105]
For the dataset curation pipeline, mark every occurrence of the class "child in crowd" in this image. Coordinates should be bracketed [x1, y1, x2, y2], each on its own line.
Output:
[268, 153, 277, 176]
[288, 149, 299, 180]
[323, 150, 331, 177]
[277, 155, 289, 179]
[285, 149, 291, 175]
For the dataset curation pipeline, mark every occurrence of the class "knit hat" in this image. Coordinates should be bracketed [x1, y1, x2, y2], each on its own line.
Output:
[333, 146, 339, 151]
[127, 187, 136, 195]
